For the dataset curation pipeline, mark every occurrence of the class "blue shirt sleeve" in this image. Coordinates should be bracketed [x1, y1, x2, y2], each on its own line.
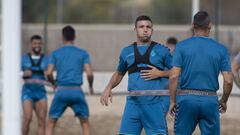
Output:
[172, 43, 182, 68]
[49, 52, 56, 65]
[117, 49, 127, 73]
[164, 48, 173, 69]
[42, 56, 49, 70]
[234, 52, 240, 65]
[83, 51, 90, 64]
[220, 47, 231, 72]
[21, 55, 31, 71]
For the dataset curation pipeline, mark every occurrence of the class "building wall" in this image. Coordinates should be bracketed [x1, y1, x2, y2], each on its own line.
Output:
[22, 24, 240, 71]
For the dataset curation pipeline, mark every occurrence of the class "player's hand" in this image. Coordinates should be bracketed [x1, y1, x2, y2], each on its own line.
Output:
[23, 69, 32, 78]
[141, 65, 162, 80]
[168, 102, 177, 117]
[100, 87, 112, 106]
[52, 85, 57, 91]
[219, 101, 227, 113]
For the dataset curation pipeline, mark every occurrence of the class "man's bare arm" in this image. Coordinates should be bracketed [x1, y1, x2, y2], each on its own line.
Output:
[168, 67, 181, 116]
[84, 64, 94, 94]
[100, 71, 125, 106]
[46, 64, 55, 86]
[141, 65, 170, 80]
[232, 59, 240, 83]
[219, 71, 233, 113]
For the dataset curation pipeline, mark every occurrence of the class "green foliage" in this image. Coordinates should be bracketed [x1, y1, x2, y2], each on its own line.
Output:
[22, 0, 193, 24]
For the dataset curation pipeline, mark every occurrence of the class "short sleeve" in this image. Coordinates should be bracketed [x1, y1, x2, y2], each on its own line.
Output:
[163, 48, 173, 69]
[117, 49, 127, 73]
[21, 55, 31, 71]
[48, 52, 57, 66]
[83, 51, 90, 64]
[172, 44, 182, 68]
[220, 47, 231, 72]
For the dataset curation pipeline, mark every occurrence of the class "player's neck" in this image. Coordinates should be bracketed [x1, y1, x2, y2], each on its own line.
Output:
[63, 40, 74, 45]
[30, 51, 41, 56]
[194, 30, 210, 37]
[136, 40, 152, 46]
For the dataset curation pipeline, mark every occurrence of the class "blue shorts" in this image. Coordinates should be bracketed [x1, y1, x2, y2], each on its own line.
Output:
[119, 97, 169, 135]
[174, 95, 220, 135]
[22, 86, 47, 103]
[49, 89, 89, 119]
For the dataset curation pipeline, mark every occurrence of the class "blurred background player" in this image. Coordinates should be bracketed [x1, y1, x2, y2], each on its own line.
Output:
[46, 25, 94, 135]
[21, 35, 48, 135]
[166, 37, 178, 55]
[231, 52, 240, 87]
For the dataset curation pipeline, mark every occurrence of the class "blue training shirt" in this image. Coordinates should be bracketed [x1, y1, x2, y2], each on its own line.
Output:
[22, 54, 48, 90]
[172, 36, 231, 92]
[117, 42, 172, 104]
[49, 45, 90, 86]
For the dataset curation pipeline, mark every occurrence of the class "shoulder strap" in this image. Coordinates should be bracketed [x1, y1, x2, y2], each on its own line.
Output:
[28, 53, 44, 67]
[36, 54, 44, 67]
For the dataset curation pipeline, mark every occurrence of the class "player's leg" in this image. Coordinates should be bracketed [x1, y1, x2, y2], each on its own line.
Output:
[71, 90, 90, 135]
[119, 102, 142, 135]
[199, 96, 220, 135]
[46, 118, 57, 135]
[174, 95, 199, 135]
[22, 100, 34, 135]
[46, 90, 68, 135]
[35, 98, 48, 135]
[78, 118, 90, 135]
[141, 101, 168, 135]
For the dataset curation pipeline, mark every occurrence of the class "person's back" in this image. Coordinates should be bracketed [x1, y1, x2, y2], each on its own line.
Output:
[51, 45, 89, 86]
[175, 36, 229, 91]
[169, 11, 233, 135]
[46, 25, 93, 135]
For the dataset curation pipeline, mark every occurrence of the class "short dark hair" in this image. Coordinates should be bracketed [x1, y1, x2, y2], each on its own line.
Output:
[62, 25, 75, 41]
[193, 11, 211, 29]
[167, 37, 178, 45]
[135, 15, 152, 27]
[30, 35, 42, 42]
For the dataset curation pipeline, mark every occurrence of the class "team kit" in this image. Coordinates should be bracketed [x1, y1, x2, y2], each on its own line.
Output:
[21, 11, 233, 135]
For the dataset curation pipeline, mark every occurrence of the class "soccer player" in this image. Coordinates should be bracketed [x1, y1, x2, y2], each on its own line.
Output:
[231, 52, 240, 87]
[46, 25, 94, 135]
[166, 37, 178, 55]
[21, 35, 48, 135]
[169, 11, 233, 135]
[101, 15, 172, 135]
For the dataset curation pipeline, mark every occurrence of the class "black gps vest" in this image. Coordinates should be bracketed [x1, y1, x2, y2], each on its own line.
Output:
[28, 53, 45, 76]
[127, 41, 162, 74]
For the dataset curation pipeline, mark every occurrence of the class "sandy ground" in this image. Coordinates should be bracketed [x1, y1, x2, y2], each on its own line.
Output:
[23, 94, 240, 135]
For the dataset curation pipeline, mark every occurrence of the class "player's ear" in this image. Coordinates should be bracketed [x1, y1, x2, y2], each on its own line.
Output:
[191, 23, 194, 29]
[208, 22, 212, 30]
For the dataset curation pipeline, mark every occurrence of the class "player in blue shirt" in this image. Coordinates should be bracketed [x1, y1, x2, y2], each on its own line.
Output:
[169, 11, 233, 135]
[21, 35, 48, 135]
[46, 26, 94, 135]
[101, 16, 172, 135]
[166, 37, 178, 55]
[232, 52, 240, 87]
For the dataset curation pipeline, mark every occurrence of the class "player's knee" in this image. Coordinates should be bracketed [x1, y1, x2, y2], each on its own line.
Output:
[24, 115, 32, 123]
[79, 118, 89, 124]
